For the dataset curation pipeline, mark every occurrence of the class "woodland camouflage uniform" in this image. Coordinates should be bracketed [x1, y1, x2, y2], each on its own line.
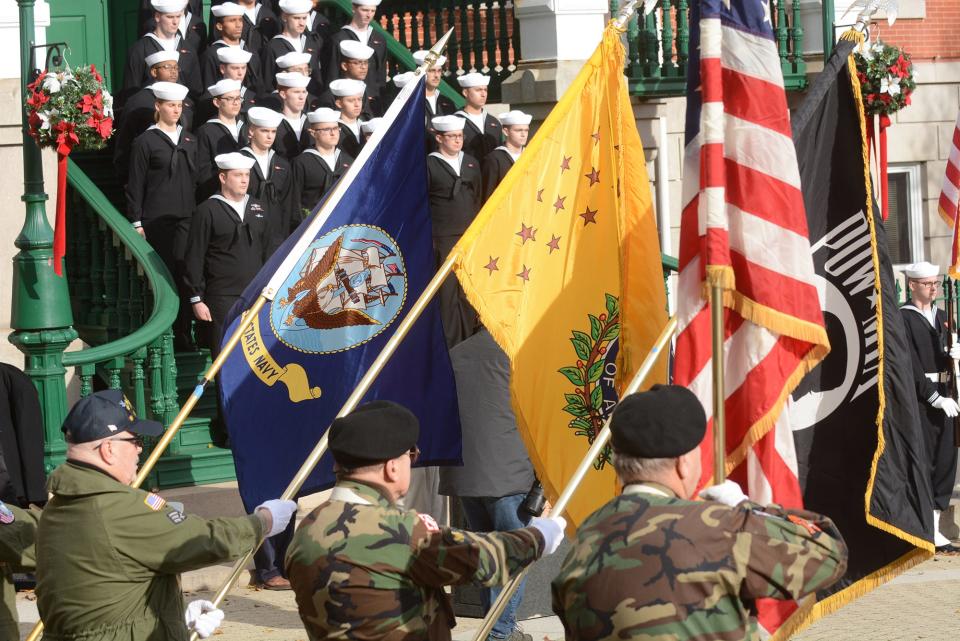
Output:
[286, 478, 545, 641]
[552, 482, 848, 641]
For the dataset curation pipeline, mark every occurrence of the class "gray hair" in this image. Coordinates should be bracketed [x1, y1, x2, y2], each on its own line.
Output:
[612, 452, 676, 483]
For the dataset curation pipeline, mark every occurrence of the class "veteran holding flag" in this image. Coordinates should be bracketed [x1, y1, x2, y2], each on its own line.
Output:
[286, 401, 566, 641]
[552, 386, 849, 641]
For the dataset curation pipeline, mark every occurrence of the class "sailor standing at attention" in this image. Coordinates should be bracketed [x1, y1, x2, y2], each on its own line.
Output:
[481, 110, 531, 202]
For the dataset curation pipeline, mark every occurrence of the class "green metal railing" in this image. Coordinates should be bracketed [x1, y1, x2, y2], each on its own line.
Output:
[323, 0, 466, 107]
[52, 159, 180, 473]
[625, 0, 808, 97]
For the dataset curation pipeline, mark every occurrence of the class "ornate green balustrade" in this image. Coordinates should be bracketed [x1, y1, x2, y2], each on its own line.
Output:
[623, 0, 807, 96]
[57, 158, 234, 488]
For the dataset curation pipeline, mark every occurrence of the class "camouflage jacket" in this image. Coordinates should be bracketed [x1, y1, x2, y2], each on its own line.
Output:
[551, 482, 848, 641]
[285, 478, 545, 641]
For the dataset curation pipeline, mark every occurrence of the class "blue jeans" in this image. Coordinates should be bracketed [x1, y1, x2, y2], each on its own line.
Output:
[253, 518, 295, 582]
[459, 494, 531, 639]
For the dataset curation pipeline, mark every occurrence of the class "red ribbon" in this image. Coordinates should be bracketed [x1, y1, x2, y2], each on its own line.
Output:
[52, 122, 78, 276]
[866, 114, 892, 221]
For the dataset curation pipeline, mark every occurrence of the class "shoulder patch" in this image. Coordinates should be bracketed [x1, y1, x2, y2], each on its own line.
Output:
[787, 513, 821, 535]
[417, 512, 440, 533]
[144, 493, 167, 511]
[167, 510, 186, 525]
[0, 502, 15, 524]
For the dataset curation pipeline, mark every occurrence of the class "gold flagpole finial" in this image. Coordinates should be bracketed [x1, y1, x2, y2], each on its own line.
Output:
[414, 27, 454, 76]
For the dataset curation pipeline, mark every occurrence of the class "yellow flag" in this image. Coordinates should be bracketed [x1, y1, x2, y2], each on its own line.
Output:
[452, 23, 668, 528]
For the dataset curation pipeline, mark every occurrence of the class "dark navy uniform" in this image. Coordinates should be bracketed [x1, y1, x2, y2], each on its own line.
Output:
[291, 149, 354, 224]
[123, 36, 203, 102]
[481, 147, 517, 202]
[183, 195, 275, 352]
[242, 147, 298, 244]
[337, 121, 365, 159]
[262, 34, 324, 94]
[317, 83, 383, 119]
[456, 110, 502, 163]
[273, 114, 311, 159]
[196, 119, 249, 199]
[901, 303, 958, 511]
[200, 41, 267, 94]
[427, 152, 482, 347]
[112, 86, 195, 184]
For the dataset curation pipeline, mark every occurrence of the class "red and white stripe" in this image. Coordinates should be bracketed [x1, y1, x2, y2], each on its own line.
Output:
[674, 9, 827, 633]
[939, 111, 960, 277]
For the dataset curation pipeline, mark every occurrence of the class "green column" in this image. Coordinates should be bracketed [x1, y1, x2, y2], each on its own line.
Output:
[10, 0, 78, 472]
[822, 0, 834, 60]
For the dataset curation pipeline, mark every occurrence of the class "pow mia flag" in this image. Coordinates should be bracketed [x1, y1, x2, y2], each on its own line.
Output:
[789, 39, 934, 611]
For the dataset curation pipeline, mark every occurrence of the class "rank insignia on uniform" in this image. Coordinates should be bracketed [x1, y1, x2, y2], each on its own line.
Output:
[167, 510, 186, 524]
[0, 502, 14, 524]
[144, 493, 167, 511]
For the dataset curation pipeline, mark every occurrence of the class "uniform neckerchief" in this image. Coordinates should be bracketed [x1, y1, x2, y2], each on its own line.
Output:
[430, 150, 463, 175]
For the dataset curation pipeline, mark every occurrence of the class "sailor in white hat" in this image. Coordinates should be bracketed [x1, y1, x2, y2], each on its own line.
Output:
[360, 117, 383, 141]
[273, 72, 312, 158]
[453, 72, 501, 163]
[292, 107, 354, 217]
[202, 4, 265, 94]
[481, 110, 531, 201]
[196, 79, 248, 200]
[125, 0, 202, 101]
[265, 0, 323, 95]
[318, 40, 381, 118]
[236, 107, 295, 244]
[900, 261, 960, 551]
[328, 78, 367, 158]
[183, 150, 273, 362]
[428, 115, 482, 346]
[325, 0, 386, 89]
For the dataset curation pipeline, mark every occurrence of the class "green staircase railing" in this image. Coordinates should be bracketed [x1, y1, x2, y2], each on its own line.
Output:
[625, 0, 807, 96]
[58, 158, 235, 488]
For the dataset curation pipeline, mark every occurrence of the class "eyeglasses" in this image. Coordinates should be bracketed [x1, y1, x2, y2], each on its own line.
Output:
[154, 64, 179, 71]
[346, 59, 369, 66]
[217, 95, 243, 103]
[96, 434, 144, 450]
[915, 280, 940, 288]
[441, 133, 463, 140]
[408, 446, 420, 464]
[311, 126, 340, 133]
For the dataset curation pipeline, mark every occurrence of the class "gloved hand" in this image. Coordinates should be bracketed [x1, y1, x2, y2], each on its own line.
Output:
[698, 479, 750, 507]
[255, 499, 298, 537]
[950, 342, 960, 360]
[185, 600, 225, 639]
[932, 395, 960, 418]
[529, 516, 566, 555]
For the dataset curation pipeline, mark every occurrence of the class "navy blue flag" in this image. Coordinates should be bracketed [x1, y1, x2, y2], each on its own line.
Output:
[218, 79, 462, 510]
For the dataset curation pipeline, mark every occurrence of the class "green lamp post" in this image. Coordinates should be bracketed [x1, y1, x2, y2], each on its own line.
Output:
[10, 0, 78, 473]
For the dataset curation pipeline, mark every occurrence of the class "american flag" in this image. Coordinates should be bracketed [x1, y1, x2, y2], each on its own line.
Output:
[673, 0, 831, 634]
[938, 110, 960, 278]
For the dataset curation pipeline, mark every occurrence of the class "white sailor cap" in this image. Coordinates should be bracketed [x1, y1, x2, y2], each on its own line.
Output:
[352, 0, 382, 6]
[393, 71, 415, 88]
[276, 72, 310, 88]
[151, 0, 188, 13]
[208, 78, 242, 97]
[431, 115, 465, 132]
[329, 78, 366, 97]
[211, 2, 245, 17]
[361, 118, 383, 134]
[275, 51, 312, 69]
[247, 107, 284, 128]
[339, 40, 374, 61]
[904, 261, 940, 280]
[148, 81, 189, 101]
[278, 0, 312, 14]
[215, 152, 256, 170]
[413, 49, 447, 67]
[145, 50, 179, 67]
[216, 46, 253, 65]
[499, 110, 532, 126]
[307, 107, 341, 124]
[458, 72, 490, 88]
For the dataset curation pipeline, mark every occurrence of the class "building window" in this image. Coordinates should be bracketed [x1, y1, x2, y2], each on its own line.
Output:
[885, 164, 923, 267]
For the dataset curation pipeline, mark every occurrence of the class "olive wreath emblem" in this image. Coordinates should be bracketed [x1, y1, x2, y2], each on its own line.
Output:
[559, 293, 619, 470]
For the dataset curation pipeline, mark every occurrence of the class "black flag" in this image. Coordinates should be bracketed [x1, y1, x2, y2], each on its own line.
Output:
[789, 38, 934, 619]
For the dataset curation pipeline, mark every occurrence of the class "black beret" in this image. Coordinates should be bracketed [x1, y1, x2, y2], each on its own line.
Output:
[610, 385, 706, 458]
[329, 400, 420, 467]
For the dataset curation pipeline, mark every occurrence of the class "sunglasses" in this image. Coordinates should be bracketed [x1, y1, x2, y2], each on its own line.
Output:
[96, 434, 144, 450]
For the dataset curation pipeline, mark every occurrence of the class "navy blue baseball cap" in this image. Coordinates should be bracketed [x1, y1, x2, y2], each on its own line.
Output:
[62, 390, 164, 444]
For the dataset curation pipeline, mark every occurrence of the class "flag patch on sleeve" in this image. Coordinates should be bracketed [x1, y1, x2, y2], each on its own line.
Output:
[144, 493, 167, 511]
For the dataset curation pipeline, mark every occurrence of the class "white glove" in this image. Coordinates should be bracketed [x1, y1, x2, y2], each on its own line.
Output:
[698, 480, 750, 507]
[529, 516, 566, 555]
[950, 342, 960, 361]
[255, 499, 298, 537]
[932, 396, 960, 418]
[185, 600, 225, 639]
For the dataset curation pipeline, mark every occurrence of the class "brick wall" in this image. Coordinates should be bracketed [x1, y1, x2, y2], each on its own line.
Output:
[872, 0, 960, 61]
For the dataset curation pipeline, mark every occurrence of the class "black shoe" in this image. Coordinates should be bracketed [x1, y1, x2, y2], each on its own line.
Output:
[935, 543, 960, 554]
